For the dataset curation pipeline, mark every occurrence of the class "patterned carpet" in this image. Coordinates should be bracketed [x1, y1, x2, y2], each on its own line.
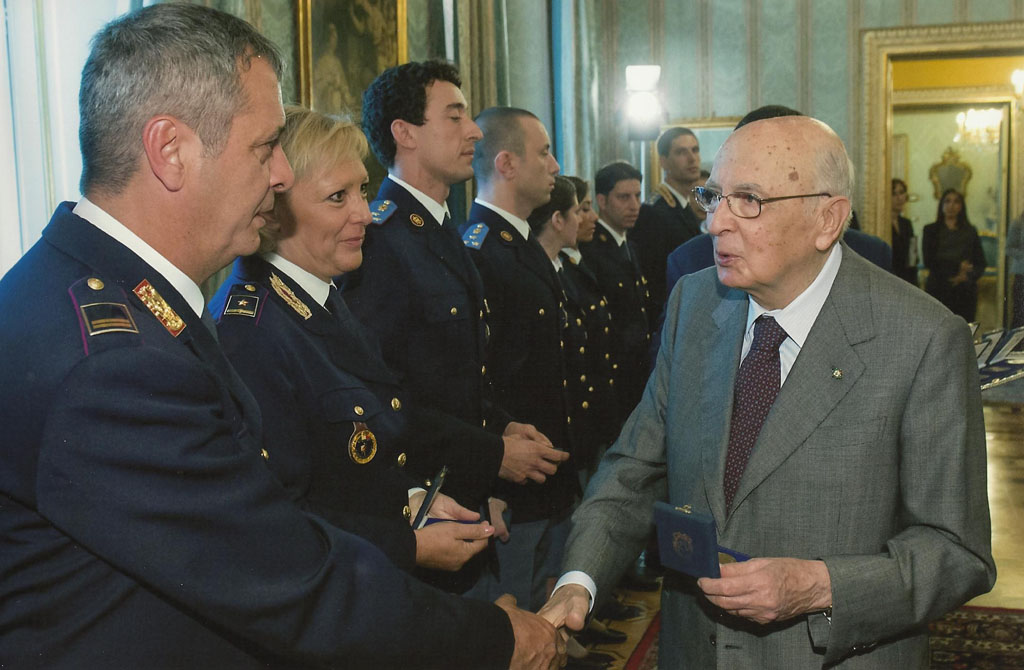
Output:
[622, 606, 1024, 669]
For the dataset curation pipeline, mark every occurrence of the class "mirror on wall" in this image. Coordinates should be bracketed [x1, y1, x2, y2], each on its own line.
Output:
[862, 23, 1024, 331]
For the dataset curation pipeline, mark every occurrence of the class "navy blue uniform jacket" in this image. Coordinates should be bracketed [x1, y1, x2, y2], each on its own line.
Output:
[463, 204, 579, 522]
[341, 177, 512, 434]
[633, 188, 702, 321]
[579, 227, 653, 424]
[0, 203, 514, 669]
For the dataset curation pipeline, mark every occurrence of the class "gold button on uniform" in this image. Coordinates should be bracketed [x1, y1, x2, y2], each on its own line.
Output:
[354, 406, 364, 416]
[562, 379, 567, 387]
[612, 363, 619, 370]
[600, 300, 606, 307]
[581, 401, 589, 409]
[450, 307, 458, 316]
[578, 346, 585, 354]
[617, 282, 624, 288]
[576, 318, 582, 326]
[538, 308, 545, 316]
[397, 452, 407, 467]
[481, 365, 487, 375]
[260, 448, 269, 460]
[245, 284, 257, 292]
[87, 278, 104, 291]
[391, 397, 402, 411]
[580, 375, 586, 382]
[403, 505, 411, 520]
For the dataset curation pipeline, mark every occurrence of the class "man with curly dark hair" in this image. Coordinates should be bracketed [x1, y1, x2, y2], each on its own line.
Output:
[342, 62, 569, 593]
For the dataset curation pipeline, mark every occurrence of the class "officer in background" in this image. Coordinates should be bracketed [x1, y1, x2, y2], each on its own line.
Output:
[0, 6, 561, 669]
[632, 127, 703, 323]
[461, 107, 578, 611]
[581, 161, 653, 425]
[342, 62, 569, 544]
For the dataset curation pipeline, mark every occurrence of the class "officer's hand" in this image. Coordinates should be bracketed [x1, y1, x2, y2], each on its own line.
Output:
[413, 521, 493, 571]
[488, 497, 511, 542]
[500, 436, 570, 484]
[504, 421, 554, 449]
[419, 491, 480, 522]
[496, 594, 566, 670]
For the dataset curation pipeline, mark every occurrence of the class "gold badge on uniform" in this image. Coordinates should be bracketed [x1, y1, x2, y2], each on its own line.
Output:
[349, 421, 377, 464]
[133, 279, 185, 337]
[80, 302, 139, 336]
[269, 273, 312, 320]
[410, 214, 425, 227]
[500, 231, 514, 242]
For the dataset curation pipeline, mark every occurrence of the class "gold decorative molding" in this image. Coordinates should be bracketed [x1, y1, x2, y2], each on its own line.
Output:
[860, 21, 1024, 240]
[893, 85, 1015, 107]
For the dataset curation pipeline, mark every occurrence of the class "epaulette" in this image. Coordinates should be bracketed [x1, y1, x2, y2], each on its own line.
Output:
[219, 282, 265, 320]
[69, 275, 142, 356]
[653, 183, 678, 208]
[370, 199, 397, 225]
[71, 275, 140, 338]
[462, 222, 489, 249]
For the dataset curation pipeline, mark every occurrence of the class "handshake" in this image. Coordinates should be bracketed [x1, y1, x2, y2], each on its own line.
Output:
[497, 584, 592, 670]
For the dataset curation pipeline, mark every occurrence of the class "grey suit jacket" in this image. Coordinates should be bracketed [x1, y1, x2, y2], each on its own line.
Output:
[564, 245, 995, 669]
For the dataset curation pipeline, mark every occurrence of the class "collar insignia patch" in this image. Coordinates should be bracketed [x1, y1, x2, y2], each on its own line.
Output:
[269, 272, 312, 320]
[133, 279, 185, 337]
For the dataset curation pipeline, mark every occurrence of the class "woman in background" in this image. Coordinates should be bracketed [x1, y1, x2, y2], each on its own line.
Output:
[891, 178, 918, 285]
[922, 188, 986, 322]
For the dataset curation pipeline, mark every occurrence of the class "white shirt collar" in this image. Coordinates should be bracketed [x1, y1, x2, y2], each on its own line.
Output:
[388, 173, 451, 227]
[597, 219, 628, 247]
[474, 199, 531, 241]
[561, 247, 582, 264]
[663, 182, 690, 209]
[73, 197, 205, 318]
[745, 243, 844, 350]
[263, 252, 332, 308]
[551, 256, 563, 272]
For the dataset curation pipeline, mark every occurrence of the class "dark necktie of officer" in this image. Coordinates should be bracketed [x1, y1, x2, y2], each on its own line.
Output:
[723, 315, 789, 510]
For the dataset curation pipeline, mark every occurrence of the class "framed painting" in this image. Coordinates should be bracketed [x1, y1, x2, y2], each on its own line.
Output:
[297, 0, 408, 116]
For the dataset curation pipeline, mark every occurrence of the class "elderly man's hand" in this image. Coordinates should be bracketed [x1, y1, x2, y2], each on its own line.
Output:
[537, 584, 590, 632]
[697, 558, 832, 625]
[496, 594, 566, 670]
[499, 435, 569, 484]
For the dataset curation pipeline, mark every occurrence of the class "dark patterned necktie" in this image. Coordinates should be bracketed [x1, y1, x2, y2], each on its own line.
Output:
[723, 315, 789, 510]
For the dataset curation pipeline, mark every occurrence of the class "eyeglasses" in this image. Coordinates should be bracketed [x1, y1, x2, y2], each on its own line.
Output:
[692, 186, 831, 219]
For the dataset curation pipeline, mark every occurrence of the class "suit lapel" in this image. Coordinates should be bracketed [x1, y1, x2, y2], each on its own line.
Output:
[700, 285, 747, 528]
[727, 249, 874, 518]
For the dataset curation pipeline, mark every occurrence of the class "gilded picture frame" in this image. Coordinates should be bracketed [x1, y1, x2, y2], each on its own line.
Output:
[297, 0, 407, 115]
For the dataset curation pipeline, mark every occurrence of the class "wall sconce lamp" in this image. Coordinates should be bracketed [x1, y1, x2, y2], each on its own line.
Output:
[625, 65, 663, 141]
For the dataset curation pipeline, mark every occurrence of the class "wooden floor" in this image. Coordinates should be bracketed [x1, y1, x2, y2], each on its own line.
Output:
[579, 403, 1024, 667]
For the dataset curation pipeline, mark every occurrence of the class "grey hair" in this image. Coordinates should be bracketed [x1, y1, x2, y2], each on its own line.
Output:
[79, 3, 283, 194]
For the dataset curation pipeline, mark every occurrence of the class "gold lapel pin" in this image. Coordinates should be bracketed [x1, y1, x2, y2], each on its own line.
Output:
[831, 367, 843, 380]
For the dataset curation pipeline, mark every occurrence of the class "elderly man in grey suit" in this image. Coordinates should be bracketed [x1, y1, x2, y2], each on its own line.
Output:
[539, 115, 995, 668]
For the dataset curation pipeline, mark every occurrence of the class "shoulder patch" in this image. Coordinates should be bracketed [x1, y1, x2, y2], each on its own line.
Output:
[221, 282, 261, 319]
[370, 199, 397, 225]
[269, 272, 312, 320]
[71, 276, 140, 337]
[134, 279, 186, 337]
[462, 222, 489, 249]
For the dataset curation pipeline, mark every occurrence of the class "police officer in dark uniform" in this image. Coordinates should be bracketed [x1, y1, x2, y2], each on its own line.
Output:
[560, 177, 618, 475]
[0, 6, 561, 669]
[341, 61, 567, 505]
[632, 127, 704, 323]
[581, 161, 653, 425]
[461, 108, 578, 610]
[211, 108, 508, 578]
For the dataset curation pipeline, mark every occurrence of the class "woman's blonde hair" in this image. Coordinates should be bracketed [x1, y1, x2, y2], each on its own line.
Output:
[259, 105, 369, 252]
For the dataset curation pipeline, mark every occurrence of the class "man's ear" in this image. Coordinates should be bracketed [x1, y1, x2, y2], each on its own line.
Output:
[391, 119, 416, 151]
[815, 195, 852, 251]
[141, 116, 193, 192]
[493, 150, 515, 180]
[595, 193, 607, 212]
